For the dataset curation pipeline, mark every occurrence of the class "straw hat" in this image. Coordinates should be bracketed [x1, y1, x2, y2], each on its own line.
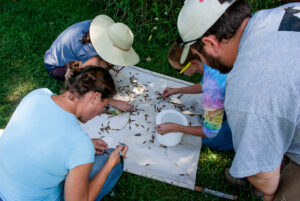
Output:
[90, 15, 139, 66]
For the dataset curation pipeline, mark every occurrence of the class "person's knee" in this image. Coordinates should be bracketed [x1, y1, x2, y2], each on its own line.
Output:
[111, 161, 124, 178]
[92, 148, 123, 178]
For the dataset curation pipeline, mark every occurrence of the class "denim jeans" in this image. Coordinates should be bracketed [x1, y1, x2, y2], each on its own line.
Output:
[202, 120, 233, 151]
[62, 148, 123, 201]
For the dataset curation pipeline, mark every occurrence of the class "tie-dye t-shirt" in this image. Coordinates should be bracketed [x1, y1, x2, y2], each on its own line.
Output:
[201, 64, 227, 138]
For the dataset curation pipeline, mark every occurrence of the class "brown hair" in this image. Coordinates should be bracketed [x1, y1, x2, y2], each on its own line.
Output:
[168, 41, 200, 68]
[79, 32, 91, 44]
[64, 61, 116, 99]
[193, 0, 251, 53]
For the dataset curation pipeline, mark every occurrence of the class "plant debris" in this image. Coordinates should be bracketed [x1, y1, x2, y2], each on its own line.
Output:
[149, 135, 155, 143]
[179, 173, 190, 176]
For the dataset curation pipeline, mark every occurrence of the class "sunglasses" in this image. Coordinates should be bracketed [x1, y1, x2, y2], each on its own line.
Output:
[175, 62, 192, 74]
[176, 36, 204, 48]
[176, 30, 209, 49]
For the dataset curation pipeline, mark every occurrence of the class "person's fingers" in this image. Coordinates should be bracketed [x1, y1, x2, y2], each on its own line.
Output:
[121, 106, 131, 111]
[157, 124, 169, 135]
[97, 144, 106, 150]
[96, 144, 102, 150]
[157, 128, 165, 134]
[122, 103, 133, 111]
[114, 145, 123, 153]
[98, 139, 107, 146]
[114, 101, 132, 112]
[157, 131, 166, 135]
[98, 146, 106, 152]
[163, 91, 171, 98]
[156, 124, 163, 133]
[95, 145, 105, 154]
[162, 89, 168, 97]
[122, 145, 128, 158]
[92, 140, 100, 149]
[95, 150, 102, 155]
[92, 139, 109, 153]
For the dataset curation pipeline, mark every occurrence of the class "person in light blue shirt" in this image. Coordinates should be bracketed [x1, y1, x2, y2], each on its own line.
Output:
[0, 64, 128, 201]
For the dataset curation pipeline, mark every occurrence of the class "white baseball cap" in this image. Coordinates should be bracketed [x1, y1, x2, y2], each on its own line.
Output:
[90, 15, 139, 66]
[177, 0, 235, 64]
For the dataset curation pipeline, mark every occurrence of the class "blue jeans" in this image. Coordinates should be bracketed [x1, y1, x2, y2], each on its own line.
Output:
[62, 148, 123, 201]
[202, 120, 233, 151]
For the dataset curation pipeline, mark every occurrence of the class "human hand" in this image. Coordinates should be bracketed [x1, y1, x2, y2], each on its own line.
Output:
[110, 99, 133, 111]
[65, 61, 84, 80]
[156, 123, 178, 135]
[162, 87, 178, 98]
[92, 139, 108, 155]
[108, 144, 128, 167]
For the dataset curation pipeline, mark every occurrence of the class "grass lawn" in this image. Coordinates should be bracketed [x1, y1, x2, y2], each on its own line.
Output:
[0, 0, 286, 200]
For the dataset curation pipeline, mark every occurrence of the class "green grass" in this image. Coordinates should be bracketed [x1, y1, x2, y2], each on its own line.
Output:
[0, 0, 286, 200]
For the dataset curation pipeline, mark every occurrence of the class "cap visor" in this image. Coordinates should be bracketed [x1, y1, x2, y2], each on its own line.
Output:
[180, 45, 190, 64]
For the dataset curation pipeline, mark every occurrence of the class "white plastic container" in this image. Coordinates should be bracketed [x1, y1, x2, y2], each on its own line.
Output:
[156, 109, 188, 147]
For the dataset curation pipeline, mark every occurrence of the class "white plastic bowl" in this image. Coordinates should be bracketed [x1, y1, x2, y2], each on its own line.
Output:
[156, 109, 188, 147]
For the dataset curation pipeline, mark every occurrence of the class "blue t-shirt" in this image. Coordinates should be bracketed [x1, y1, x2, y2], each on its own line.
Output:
[0, 89, 95, 201]
[44, 20, 98, 71]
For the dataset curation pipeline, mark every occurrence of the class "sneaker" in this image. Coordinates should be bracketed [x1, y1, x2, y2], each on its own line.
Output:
[252, 188, 264, 199]
[224, 168, 250, 190]
[224, 168, 264, 199]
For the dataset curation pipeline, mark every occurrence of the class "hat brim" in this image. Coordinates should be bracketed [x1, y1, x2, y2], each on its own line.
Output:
[90, 15, 139, 66]
[180, 44, 190, 64]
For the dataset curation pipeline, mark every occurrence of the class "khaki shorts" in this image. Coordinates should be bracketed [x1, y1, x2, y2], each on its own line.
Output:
[274, 161, 300, 201]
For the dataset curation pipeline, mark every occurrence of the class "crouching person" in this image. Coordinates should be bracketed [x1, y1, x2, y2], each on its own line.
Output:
[0, 65, 127, 201]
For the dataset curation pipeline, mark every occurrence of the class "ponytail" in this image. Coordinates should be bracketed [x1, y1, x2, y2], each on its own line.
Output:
[64, 61, 116, 99]
[79, 32, 91, 44]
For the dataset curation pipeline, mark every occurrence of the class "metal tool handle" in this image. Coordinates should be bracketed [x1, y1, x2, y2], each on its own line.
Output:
[194, 186, 238, 200]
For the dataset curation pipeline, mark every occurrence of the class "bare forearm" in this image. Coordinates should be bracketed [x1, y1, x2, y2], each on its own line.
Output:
[247, 167, 280, 201]
[175, 83, 202, 94]
[88, 162, 114, 201]
[174, 124, 206, 137]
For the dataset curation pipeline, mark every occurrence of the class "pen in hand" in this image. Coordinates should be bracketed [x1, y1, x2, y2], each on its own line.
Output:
[120, 143, 125, 164]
